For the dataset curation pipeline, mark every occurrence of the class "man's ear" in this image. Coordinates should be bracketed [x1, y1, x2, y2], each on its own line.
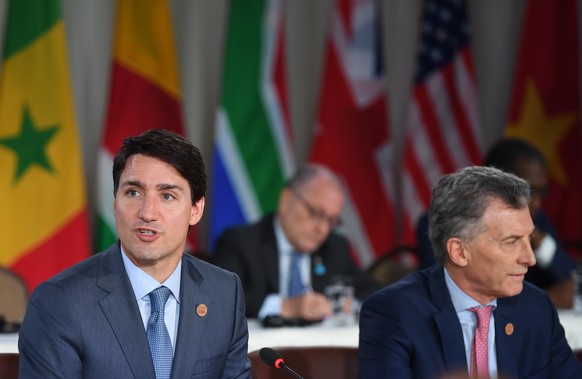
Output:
[447, 237, 469, 267]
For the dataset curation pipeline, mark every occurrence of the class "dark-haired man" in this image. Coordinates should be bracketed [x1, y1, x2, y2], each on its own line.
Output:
[19, 129, 251, 378]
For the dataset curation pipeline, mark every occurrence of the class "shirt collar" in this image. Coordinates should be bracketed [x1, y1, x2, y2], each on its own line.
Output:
[121, 246, 182, 304]
[444, 267, 497, 312]
[274, 217, 295, 256]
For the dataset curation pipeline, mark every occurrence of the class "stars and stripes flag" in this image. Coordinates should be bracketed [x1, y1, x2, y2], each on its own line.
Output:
[309, 0, 397, 267]
[402, 0, 483, 234]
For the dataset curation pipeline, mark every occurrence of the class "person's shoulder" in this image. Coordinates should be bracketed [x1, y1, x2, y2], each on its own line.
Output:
[217, 214, 273, 241]
[517, 281, 554, 304]
[46, 245, 116, 285]
[504, 281, 557, 319]
[365, 268, 429, 305]
[183, 253, 240, 283]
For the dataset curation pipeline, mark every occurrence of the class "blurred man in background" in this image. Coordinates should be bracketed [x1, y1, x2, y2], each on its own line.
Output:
[212, 164, 381, 322]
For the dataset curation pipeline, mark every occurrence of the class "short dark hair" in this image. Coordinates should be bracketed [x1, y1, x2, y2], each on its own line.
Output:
[112, 129, 206, 203]
[484, 138, 546, 174]
[429, 166, 531, 263]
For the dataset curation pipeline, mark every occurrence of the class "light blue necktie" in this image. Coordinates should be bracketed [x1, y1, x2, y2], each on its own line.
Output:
[147, 286, 173, 379]
[288, 252, 305, 296]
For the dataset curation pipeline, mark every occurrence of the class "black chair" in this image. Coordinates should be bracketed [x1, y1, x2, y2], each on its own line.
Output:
[367, 245, 418, 286]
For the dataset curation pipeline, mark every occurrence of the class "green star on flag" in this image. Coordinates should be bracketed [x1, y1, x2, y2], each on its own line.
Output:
[0, 106, 59, 183]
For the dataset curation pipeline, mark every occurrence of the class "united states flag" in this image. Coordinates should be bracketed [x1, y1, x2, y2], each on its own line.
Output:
[402, 0, 483, 231]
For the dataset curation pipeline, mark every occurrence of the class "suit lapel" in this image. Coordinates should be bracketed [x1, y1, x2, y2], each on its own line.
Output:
[429, 266, 469, 372]
[97, 248, 155, 379]
[172, 256, 208, 378]
[261, 217, 280, 292]
[494, 297, 518, 378]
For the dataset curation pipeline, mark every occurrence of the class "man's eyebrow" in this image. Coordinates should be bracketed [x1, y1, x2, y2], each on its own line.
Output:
[120, 180, 143, 188]
[157, 183, 185, 192]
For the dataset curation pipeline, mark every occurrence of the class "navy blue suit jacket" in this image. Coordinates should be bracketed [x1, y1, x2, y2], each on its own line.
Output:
[18, 243, 251, 378]
[359, 264, 582, 379]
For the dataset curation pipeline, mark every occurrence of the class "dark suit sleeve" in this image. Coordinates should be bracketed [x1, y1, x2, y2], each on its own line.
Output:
[212, 229, 267, 318]
[222, 272, 252, 378]
[358, 290, 413, 379]
[19, 282, 83, 379]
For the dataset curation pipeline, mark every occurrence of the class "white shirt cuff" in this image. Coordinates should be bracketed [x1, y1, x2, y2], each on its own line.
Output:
[257, 294, 282, 320]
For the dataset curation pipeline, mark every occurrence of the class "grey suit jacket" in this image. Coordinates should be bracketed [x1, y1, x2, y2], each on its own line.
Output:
[18, 243, 251, 379]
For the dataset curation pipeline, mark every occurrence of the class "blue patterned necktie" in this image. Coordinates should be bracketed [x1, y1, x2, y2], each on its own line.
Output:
[288, 251, 304, 296]
[147, 286, 173, 379]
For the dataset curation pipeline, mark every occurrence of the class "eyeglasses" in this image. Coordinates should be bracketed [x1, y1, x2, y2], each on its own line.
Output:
[293, 190, 343, 228]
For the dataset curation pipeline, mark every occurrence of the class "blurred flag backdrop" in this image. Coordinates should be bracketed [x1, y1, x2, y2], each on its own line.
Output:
[210, 0, 294, 248]
[505, 0, 582, 258]
[308, 0, 397, 267]
[402, 0, 483, 236]
[96, 0, 197, 253]
[0, 0, 90, 291]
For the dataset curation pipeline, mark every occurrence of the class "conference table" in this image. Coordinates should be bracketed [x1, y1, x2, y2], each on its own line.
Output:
[1, 310, 581, 354]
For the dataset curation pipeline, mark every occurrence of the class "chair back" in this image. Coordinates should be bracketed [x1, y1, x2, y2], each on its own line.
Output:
[0, 353, 19, 379]
[367, 246, 417, 286]
[0, 267, 28, 324]
[248, 346, 358, 379]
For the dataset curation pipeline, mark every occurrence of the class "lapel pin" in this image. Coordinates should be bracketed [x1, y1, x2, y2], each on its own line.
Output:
[313, 257, 326, 276]
[505, 322, 514, 336]
[196, 304, 207, 317]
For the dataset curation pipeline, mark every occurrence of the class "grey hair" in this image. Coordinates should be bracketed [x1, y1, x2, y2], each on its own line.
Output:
[286, 163, 343, 192]
[429, 166, 531, 263]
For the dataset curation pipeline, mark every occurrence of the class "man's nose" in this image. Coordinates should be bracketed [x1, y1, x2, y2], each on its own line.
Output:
[138, 196, 158, 221]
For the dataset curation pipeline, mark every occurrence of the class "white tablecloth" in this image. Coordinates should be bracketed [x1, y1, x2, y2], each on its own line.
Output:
[246, 319, 358, 353]
[2, 311, 580, 354]
[558, 310, 582, 351]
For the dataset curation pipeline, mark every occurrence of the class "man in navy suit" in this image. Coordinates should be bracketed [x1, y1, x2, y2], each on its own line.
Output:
[19, 129, 251, 378]
[359, 166, 582, 379]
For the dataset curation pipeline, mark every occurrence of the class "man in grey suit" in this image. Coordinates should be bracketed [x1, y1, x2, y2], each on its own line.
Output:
[19, 129, 251, 378]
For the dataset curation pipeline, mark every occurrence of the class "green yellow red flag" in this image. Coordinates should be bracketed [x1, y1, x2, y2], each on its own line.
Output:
[0, 0, 91, 291]
[96, 0, 196, 253]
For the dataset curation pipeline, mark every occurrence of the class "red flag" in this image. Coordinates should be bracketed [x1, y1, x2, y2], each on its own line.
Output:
[505, 0, 582, 258]
[96, 0, 199, 252]
[309, 0, 397, 267]
[402, 0, 483, 233]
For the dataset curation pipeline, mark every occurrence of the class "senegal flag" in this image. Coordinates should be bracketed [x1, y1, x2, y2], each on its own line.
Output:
[0, 0, 90, 292]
